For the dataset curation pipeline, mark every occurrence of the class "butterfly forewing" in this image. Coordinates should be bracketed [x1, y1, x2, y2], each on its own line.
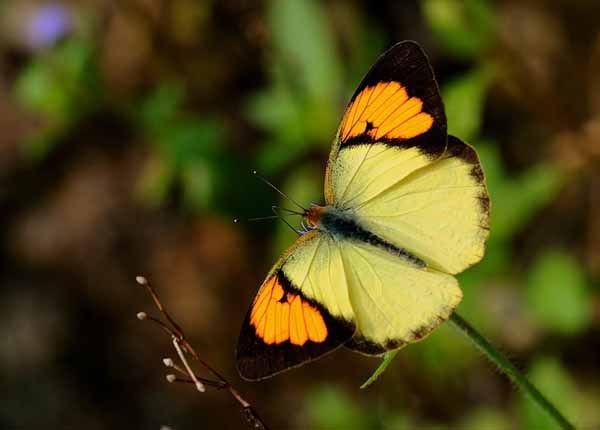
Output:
[325, 41, 447, 205]
[236, 231, 355, 380]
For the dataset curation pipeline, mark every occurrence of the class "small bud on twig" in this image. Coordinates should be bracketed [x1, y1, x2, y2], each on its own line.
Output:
[136, 276, 267, 428]
[194, 381, 205, 393]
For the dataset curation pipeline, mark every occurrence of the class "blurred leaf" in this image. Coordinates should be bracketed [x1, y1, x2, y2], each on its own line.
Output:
[138, 84, 184, 133]
[443, 66, 495, 141]
[408, 322, 477, 378]
[15, 38, 96, 119]
[519, 357, 579, 429]
[19, 129, 64, 161]
[306, 385, 372, 430]
[257, 140, 307, 173]
[248, 66, 310, 172]
[136, 156, 177, 208]
[182, 160, 216, 211]
[527, 250, 591, 335]
[269, 0, 342, 100]
[423, 0, 495, 59]
[156, 118, 223, 168]
[16, 60, 70, 120]
[479, 143, 564, 242]
[461, 407, 512, 430]
[14, 37, 99, 160]
[360, 350, 398, 389]
[245, 69, 301, 135]
[499, 163, 564, 239]
[380, 414, 412, 430]
[247, 73, 312, 173]
[248, 0, 345, 174]
[137, 86, 228, 211]
[577, 387, 600, 428]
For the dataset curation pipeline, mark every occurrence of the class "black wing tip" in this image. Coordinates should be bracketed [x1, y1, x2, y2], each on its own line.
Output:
[383, 40, 428, 57]
[353, 39, 438, 95]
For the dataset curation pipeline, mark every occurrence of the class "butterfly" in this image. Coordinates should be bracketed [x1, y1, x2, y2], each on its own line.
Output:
[236, 41, 490, 381]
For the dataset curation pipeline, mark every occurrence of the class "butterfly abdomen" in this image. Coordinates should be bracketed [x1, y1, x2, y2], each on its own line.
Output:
[316, 206, 425, 268]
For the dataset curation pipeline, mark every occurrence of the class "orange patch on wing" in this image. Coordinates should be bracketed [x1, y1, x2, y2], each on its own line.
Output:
[340, 81, 433, 142]
[250, 275, 328, 346]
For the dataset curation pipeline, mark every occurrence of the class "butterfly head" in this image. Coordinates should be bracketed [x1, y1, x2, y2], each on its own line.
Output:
[303, 205, 326, 229]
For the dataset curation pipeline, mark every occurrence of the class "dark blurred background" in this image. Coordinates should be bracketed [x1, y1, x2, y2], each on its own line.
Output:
[1, 0, 600, 429]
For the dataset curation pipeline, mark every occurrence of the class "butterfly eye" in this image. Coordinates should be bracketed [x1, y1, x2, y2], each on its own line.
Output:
[303, 206, 325, 229]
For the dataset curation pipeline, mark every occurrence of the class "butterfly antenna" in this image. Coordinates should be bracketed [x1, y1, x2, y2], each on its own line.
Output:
[246, 215, 281, 222]
[233, 207, 302, 236]
[272, 206, 302, 236]
[252, 170, 306, 211]
[276, 207, 304, 216]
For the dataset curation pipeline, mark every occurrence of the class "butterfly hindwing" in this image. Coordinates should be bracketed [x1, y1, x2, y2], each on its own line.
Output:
[236, 231, 355, 381]
[340, 240, 462, 355]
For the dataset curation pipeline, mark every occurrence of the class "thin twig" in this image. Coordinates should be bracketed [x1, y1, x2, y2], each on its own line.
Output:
[163, 357, 188, 377]
[135, 275, 268, 429]
[167, 375, 227, 389]
[163, 358, 227, 388]
[172, 337, 205, 392]
[136, 276, 185, 338]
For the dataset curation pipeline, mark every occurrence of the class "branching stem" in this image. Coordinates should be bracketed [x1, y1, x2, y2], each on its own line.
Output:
[135, 276, 267, 429]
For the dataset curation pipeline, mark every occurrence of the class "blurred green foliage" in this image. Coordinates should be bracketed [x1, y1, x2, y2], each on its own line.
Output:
[136, 84, 228, 211]
[14, 37, 99, 160]
[444, 67, 494, 141]
[527, 250, 591, 335]
[4, 0, 599, 428]
[460, 407, 512, 430]
[306, 385, 375, 430]
[423, 0, 495, 59]
[306, 385, 411, 430]
[247, 0, 342, 174]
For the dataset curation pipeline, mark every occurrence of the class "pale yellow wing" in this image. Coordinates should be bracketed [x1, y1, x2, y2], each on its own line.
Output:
[339, 239, 462, 354]
[328, 136, 490, 275]
[282, 231, 355, 322]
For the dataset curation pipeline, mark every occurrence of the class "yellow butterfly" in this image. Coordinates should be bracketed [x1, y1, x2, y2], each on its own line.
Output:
[236, 41, 490, 381]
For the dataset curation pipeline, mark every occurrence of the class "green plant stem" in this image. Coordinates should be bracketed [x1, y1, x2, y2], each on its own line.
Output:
[449, 312, 574, 430]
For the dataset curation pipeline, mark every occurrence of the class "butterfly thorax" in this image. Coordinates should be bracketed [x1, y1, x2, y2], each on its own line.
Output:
[303, 205, 426, 267]
[305, 205, 370, 240]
